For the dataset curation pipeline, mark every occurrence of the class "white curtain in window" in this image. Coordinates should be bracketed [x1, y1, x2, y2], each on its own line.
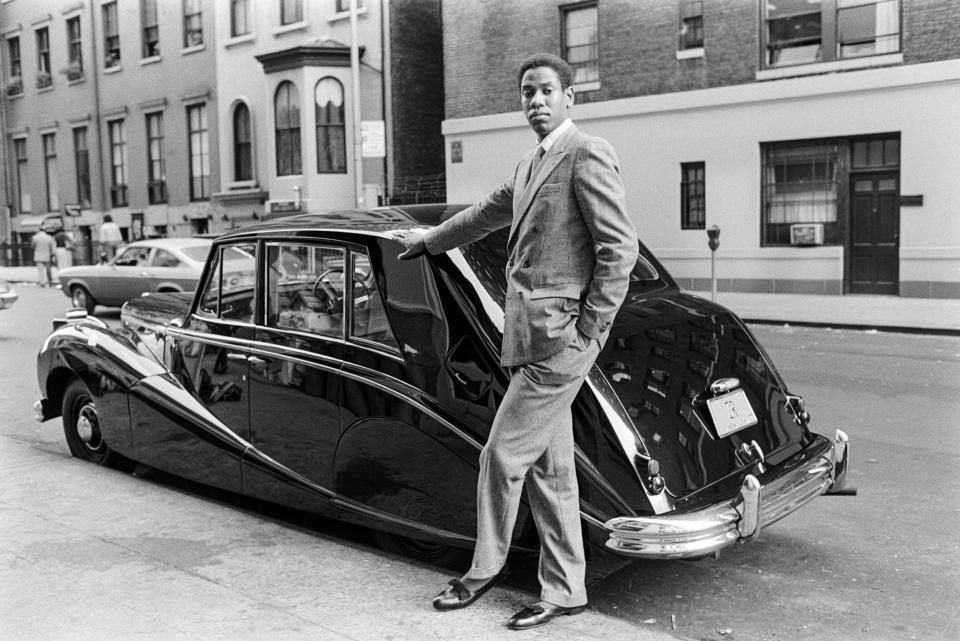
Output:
[874, 0, 899, 53]
[838, 0, 899, 54]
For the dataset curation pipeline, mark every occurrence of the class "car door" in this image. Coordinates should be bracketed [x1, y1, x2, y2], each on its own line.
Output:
[242, 241, 344, 510]
[130, 241, 257, 493]
[335, 240, 488, 540]
[145, 247, 200, 292]
[107, 245, 154, 304]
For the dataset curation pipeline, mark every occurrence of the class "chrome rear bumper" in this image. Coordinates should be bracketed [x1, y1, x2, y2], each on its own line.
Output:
[604, 429, 851, 559]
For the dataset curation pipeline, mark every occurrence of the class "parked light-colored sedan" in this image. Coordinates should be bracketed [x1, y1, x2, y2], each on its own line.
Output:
[58, 238, 213, 314]
[0, 279, 17, 311]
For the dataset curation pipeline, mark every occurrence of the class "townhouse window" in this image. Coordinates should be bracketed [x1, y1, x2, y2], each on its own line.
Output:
[315, 77, 346, 174]
[8, 37, 21, 77]
[231, 0, 251, 37]
[281, 0, 303, 25]
[6, 37, 22, 96]
[233, 102, 253, 181]
[763, 0, 900, 68]
[103, 2, 121, 68]
[146, 113, 167, 204]
[187, 104, 210, 200]
[73, 127, 91, 208]
[680, 162, 705, 230]
[562, 2, 599, 88]
[43, 134, 59, 212]
[14, 138, 30, 213]
[66, 17, 83, 76]
[837, 0, 900, 59]
[36, 28, 50, 73]
[761, 141, 839, 246]
[36, 27, 51, 87]
[183, 0, 204, 47]
[108, 119, 128, 207]
[335, 0, 364, 11]
[142, 0, 160, 58]
[275, 81, 302, 176]
[679, 0, 703, 50]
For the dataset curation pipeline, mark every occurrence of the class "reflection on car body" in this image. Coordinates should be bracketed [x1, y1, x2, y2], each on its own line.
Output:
[34, 205, 853, 566]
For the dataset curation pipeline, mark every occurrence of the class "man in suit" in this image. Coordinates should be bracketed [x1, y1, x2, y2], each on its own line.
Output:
[393, 52, 638, 630]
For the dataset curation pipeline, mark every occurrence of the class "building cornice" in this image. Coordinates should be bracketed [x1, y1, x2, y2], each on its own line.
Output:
[255, 43, 358, 73]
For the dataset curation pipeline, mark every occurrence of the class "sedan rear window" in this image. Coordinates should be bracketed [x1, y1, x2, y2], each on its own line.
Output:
[183, 245, 213, 262]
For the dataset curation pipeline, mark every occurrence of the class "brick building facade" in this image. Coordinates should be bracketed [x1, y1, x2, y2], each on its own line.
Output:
[441, 0, 960, 297]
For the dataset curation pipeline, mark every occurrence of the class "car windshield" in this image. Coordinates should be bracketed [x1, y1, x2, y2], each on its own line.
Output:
[457, 229, 669, 309]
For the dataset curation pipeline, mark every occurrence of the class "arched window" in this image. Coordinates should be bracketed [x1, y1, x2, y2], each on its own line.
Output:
[315, 77, 346, 174]
[233, 102, 253, 181]
[274, 81, 301, 176]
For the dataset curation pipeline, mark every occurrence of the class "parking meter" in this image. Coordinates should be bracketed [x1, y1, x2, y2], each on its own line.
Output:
[707, 225, 720, 251]
[707, 226, 720, 300]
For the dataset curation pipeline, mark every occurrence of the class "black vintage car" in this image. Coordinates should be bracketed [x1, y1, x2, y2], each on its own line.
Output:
[34, 205, 852, 563]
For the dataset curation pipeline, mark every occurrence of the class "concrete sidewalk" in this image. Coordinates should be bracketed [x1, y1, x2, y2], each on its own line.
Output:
[0, 436, 675, 641]
[690, 290, 960, 335]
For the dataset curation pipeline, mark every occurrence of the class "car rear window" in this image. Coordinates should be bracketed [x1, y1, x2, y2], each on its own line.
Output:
[183, 245, 213, 262]
[457, 230, 669, 307]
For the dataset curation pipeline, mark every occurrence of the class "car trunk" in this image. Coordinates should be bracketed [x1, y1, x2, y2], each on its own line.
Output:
[595, 289, 807, 504]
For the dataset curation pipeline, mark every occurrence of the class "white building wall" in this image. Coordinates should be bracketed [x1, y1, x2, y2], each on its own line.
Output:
[214, 1, 384, 220]
[442, 60, 960, 295]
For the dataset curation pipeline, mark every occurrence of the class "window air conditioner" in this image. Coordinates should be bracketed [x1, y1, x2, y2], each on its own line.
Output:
[790, 223, 823, 246]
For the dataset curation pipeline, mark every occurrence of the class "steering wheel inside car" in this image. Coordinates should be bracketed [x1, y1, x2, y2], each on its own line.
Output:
[311, 268, 375, 313]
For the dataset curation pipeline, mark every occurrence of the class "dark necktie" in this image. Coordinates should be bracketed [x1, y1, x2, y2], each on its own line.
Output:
[529, 145, 544, 182]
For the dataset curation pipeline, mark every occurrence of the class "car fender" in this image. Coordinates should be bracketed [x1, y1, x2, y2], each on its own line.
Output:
[37, 322, 165, 458]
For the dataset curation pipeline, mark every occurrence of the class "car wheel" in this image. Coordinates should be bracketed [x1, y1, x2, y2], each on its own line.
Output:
[373, 531, 469, 569]
[61, 379, 114, 465]
[71, 285, 96, 315]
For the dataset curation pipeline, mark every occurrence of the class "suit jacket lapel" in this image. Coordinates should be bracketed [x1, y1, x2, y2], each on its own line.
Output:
[509, 125, 577, 249]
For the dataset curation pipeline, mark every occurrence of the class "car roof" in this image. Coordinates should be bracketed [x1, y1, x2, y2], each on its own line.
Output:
[127, 237, 212, 250]
[217, 204, 470, 241]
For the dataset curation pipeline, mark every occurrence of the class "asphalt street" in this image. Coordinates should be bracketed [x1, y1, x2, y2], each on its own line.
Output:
[0, 285, 672, 641]
[2, 284, 958, 641]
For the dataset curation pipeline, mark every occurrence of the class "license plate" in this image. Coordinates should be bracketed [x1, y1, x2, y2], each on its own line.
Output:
[707, 389, 758, 438]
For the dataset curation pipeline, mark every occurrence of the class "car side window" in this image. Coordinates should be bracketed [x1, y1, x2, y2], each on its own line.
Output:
[152, 249, 180, 268]
[116, 247, 149, 266]
[350, 249, 398, 350]
[266, 242, 345, 338]
[196, 242, 257, 322]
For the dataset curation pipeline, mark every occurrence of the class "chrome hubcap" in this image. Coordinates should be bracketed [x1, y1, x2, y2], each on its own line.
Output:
[77, 404, 98, 445]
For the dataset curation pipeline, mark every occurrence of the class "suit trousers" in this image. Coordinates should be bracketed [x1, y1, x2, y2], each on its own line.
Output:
[465, 331, 600, 607]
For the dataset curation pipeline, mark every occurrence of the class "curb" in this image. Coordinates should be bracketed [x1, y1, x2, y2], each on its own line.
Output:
[742, 317, 960, 338]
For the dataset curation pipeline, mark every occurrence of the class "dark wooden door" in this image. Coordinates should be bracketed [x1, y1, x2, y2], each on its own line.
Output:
[850, 172, 899, 294]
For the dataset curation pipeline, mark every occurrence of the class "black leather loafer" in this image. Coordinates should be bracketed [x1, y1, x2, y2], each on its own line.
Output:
[432, 565, 509, 611]
[506, 602, 587, 630]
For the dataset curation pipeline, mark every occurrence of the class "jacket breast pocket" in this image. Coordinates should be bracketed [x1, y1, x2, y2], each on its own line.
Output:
[535, 182, 562, 196]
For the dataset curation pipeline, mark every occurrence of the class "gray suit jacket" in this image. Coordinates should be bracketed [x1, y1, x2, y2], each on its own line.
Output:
[425, 125, 638, 367]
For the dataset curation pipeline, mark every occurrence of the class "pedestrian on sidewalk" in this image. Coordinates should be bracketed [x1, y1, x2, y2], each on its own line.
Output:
[53, 227, 74, 270]
[99, 214, 123, 261]
[393, 52, 637, 630]
[31, 226, 57, 286]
